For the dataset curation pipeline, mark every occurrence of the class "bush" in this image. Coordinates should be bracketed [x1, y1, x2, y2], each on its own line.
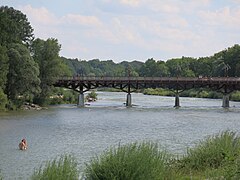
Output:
[177, 131, 240, 172]
[86, 90, 98, 101]
[31, 155, 79, 180]
[83, 142, 175, 180]
[0, 88, 7, 111]
[143, 88, 174, 96]
[230, 91, 240, 101]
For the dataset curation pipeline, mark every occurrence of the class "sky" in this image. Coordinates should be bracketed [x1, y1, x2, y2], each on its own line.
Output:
[1, 0, 240, 62]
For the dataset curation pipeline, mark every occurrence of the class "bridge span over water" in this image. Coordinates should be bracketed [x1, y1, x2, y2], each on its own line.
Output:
[54, 76, 240, 108]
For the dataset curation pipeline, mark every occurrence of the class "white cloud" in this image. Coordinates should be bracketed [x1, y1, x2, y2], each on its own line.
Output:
[120, 0, 140, 7]
[61, 14, 102, 27]
[199, 6, 240, 28]
[20, 5, 57, 25]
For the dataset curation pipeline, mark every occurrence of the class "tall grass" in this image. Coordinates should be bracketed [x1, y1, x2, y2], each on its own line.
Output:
[31, 155, 79, 180]
[83, 142, 175, 180]
[176, 131, 240, 173]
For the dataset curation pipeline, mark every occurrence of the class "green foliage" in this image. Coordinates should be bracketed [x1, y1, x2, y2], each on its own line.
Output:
[83, 142, 175, 180]
[49, 88, 78, 105]
[63, 58, 142, 77]
[139, 58, 169, 77]
[166, 57, 196, 77]
[0, 6, 34, 47]
[31, 155, 79, 180]
[230, 91, 240, 101]
[0, 45, 9, 90]
[32, 38, 71, 105]
[86, 90, 98, 101]
[6, 43, 40, 102]
[0, 88, 8, 111]
[143, 88, 174, 96]
[176, 131, 240, 173]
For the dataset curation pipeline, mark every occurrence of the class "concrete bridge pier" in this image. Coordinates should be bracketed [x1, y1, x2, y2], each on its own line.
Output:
[78, 93, 85, 107]
[222, 94, 230, 108]
[174, 92, 180, 108]
[126, 93, 132, 107]
[78, 84, 85, 107]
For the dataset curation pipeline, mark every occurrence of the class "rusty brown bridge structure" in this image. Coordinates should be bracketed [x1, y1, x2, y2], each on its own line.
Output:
[53, 76, 240, 108]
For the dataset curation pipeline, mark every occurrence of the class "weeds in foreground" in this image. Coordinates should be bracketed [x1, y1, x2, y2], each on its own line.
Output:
[83, 142, 175, 180]
[31, 155, 79, 180]
[175, 131, 240, 178]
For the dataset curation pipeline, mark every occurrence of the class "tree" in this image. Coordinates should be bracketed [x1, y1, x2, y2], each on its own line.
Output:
[166, 57, 196, 77]
[6, 43, 40, 104]
[32, 38, 71, 105]
[194, 57, 212, 77]
[0, 6, 34, 47]
[139, 58, 169, 77]
[0, 45, 9, 90]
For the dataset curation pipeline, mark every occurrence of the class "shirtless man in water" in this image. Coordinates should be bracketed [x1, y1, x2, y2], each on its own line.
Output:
[19, 139, 27, 150]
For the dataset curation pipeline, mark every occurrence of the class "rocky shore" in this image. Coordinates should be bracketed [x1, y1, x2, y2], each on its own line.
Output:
[22, 102, 43, 110]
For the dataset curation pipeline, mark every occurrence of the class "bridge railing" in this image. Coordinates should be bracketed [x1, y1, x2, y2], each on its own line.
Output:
[57, 76, 240, 82]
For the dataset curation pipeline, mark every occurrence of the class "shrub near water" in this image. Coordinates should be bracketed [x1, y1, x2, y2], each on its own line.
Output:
[83, 142, 175, 180]
[31, 155, 79, 180]
[177, 131, 240, 173]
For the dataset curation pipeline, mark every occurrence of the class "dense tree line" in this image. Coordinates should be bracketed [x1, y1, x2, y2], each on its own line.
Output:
[0, 6, 70, 110]
[63, 45, 240, 78]
[1, 6, 240, 111]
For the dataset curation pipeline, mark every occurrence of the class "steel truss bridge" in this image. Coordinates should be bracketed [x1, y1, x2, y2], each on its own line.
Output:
[53, 76, 240, 108]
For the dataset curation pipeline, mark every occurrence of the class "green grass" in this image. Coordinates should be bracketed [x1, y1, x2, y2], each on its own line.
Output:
[174, 131, 240, 178]
[83, 142, 175, 180]
[31, 155, 79, 180]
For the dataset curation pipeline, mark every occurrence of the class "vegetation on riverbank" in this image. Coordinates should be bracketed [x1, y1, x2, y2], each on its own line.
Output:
[0, 131, 233, 179]
[86, 90, 98, 102]
[31, 155, 79, 180]
[143, 88, 240, 101]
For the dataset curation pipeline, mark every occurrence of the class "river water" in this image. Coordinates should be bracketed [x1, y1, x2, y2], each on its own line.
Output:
[1, 92, 240, 179]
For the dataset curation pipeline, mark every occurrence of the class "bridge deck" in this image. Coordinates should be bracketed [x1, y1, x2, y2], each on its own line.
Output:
[54, 76, 240, 92]
[54, 77, 240, 107]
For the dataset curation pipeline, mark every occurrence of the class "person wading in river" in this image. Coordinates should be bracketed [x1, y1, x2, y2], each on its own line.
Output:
[19, 138, 27, 150]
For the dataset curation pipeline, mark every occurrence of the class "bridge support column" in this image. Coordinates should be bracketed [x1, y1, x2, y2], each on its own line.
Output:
[126, 93, 132, 107]
[78, 93, 85, 107]
[174, 92, 180, 108]
[222, 94, 230, 108]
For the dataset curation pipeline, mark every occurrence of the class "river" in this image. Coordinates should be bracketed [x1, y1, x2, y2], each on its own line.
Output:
[1, 92, 240, 179]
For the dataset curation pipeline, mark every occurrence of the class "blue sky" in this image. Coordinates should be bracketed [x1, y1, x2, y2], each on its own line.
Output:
[2, 0, 240, 62]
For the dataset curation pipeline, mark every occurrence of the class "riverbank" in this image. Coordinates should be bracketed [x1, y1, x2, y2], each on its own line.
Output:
[143, 88, 240, 101]
[21, 102, 43, 110]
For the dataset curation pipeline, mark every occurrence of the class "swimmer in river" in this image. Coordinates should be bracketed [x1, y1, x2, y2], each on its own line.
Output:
[19, 138, 27, 150]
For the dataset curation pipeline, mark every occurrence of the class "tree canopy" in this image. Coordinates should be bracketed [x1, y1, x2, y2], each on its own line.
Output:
[0, 6, 34, 47]
[7, 43, 40, 102]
